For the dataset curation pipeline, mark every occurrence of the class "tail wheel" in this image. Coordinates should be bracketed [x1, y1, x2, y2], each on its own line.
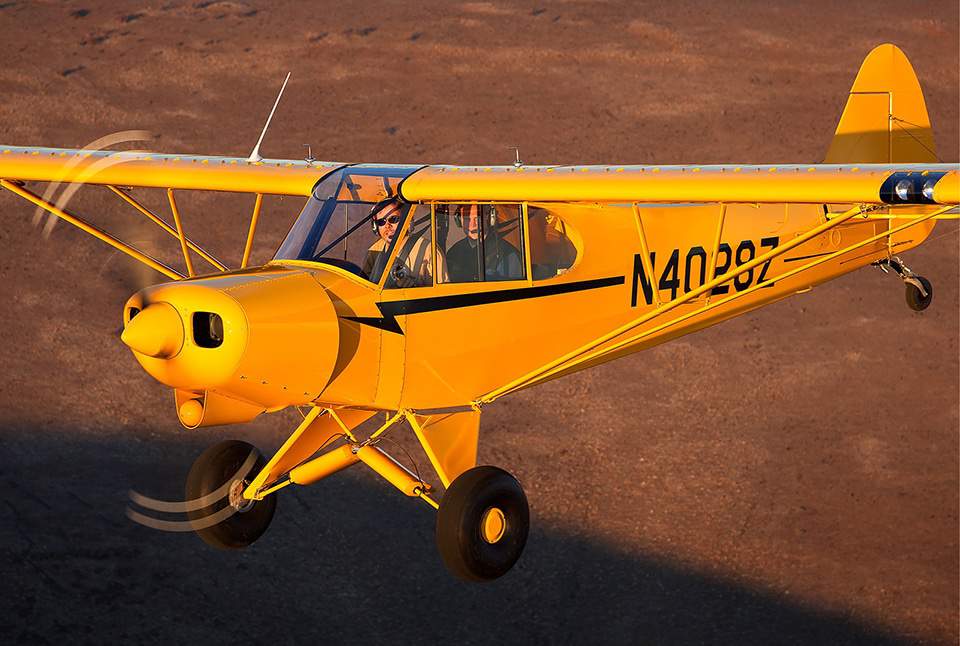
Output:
[185, 440, 276, 550]
[436, 466, 529, 582]
[905, 276, 933, 311]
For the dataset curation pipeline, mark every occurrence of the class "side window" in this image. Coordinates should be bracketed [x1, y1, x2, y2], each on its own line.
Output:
[385, 205, 433, 288]
[437, 203, 525, 284]
[527, 206, 576, 280]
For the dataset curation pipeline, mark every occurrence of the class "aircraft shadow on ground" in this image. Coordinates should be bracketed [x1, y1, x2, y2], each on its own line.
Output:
[0, 427, 911, 645]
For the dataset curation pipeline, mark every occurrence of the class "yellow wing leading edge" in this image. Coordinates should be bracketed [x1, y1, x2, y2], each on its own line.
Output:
[0, 146, 334, 195]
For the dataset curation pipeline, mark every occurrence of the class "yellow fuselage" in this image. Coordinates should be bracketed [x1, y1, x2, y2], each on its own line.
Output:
[121, 197, 935, 426]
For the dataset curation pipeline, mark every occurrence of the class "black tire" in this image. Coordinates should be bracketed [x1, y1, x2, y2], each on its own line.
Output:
[436, 466, 529, 582]
[905, 276, 933, 311]
[185, 440, 276, 550]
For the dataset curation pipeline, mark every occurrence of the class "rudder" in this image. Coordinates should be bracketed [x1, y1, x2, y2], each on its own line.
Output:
[824, 44, 938, 163]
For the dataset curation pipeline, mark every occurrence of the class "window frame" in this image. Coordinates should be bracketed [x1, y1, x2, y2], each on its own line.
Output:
[270, 164, 424, 285]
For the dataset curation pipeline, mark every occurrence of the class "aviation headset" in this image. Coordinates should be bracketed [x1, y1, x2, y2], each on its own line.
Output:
[454, 204, 498, 230]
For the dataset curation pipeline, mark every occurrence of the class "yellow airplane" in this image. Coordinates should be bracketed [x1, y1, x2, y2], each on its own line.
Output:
[1, 44, 957, 581]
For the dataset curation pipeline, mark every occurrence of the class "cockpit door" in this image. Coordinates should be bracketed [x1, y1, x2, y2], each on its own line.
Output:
[368, 202, 434, 408]
[367, 203, 428, 409]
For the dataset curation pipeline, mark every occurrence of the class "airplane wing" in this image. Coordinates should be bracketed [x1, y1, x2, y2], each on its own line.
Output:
[0, 144, 340, 278]
[0, 145, 334, 195]
[399, 163, 959, 207]
[5, 145, 954, 205]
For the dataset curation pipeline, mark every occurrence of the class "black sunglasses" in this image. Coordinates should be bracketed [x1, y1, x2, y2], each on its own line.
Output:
[374, 214, 401, 227]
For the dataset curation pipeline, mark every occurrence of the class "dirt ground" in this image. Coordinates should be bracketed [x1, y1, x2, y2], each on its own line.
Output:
[0, 1, 957, 644]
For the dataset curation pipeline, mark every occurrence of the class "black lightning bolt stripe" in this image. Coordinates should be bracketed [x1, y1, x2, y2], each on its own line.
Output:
[344, 275, 626, 334]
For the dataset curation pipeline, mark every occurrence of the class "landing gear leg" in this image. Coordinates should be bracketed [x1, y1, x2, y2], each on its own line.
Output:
[875, 257, 933, 312]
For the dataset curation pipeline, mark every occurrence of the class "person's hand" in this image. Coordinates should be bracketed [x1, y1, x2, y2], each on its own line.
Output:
[390, 263, 417, 288]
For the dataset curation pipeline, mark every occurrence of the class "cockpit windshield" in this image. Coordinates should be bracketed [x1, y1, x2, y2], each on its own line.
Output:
[273, 164, 423, 283]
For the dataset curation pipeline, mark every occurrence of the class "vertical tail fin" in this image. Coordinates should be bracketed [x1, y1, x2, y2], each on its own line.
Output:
[824, 44, 938, 163]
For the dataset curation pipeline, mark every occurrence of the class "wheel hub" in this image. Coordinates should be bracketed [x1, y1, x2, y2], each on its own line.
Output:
[228, 479, 255, 513]
[480, 506, 506, 544]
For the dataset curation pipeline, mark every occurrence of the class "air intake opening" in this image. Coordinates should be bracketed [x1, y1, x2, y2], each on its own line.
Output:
[192, 312, 224, 348]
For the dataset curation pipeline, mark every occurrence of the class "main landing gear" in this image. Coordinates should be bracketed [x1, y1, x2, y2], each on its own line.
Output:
[185, 440, 277, 549]
[180, 409, 530, 582]
[875, 257, 933, 312]
[436, 466, 530, 581]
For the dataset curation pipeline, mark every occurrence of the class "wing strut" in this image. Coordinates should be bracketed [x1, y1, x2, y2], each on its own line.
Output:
[107, 186, 227, 271]
[166, 189, 195, 277]
[478, 203, 871, 404]
[631, 202, 661, 307]
[0, 179, 183, 280]
[478, 203, 956, 404]
[241, 193, 264, 268]
[703, 203, 728, 304]
[533, 205, 956, 392]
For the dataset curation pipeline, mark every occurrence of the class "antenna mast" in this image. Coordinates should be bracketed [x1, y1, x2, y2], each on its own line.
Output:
[247, 72, 291, 163]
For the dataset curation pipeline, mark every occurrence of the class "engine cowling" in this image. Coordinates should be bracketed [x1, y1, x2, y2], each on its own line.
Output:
[122, 267, 340, 423]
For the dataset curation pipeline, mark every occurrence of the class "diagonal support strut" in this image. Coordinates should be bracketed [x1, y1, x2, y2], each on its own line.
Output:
[107, 185, 227, 271]
[1, 178, 182, 280]
[477, 203, 871, 404]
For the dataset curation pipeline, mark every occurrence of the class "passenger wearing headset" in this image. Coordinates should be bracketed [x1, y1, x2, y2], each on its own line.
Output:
[445, 204, 522, 283]
[361, 200, 403, 280]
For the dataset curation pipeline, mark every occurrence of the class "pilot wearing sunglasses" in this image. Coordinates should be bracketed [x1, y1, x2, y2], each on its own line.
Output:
[361, 200, 403, 280]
